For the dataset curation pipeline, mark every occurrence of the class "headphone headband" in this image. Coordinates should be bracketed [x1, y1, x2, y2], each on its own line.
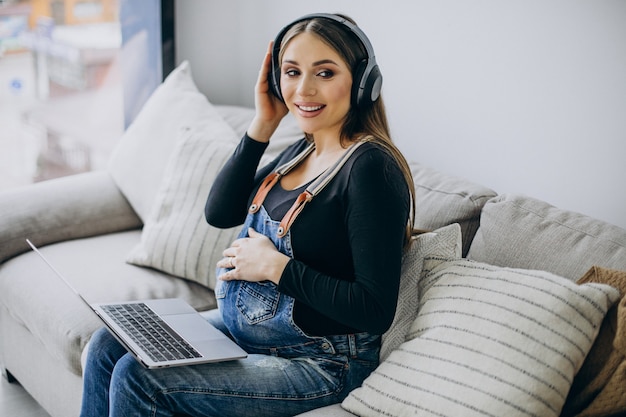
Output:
[269, 13, 382, 108]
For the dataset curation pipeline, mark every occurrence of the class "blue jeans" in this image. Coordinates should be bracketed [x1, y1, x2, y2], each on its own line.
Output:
[80, 206, 380, 416]
[80, 314, 379, 417]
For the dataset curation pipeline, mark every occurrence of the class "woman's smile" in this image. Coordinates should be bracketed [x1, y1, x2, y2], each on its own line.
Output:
[295, 102, 326, 117]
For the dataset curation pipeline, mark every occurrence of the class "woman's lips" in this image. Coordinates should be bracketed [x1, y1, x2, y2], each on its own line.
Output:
[295, 103, 325, 117]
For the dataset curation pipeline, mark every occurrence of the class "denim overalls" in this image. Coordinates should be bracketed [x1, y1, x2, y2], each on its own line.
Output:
[214, 140, 380, 374]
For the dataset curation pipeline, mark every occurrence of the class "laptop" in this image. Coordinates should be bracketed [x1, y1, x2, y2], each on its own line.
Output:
[26, 239, 247, 369]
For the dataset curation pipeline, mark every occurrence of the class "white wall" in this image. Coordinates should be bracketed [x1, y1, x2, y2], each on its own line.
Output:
[176, 0, 626, 229]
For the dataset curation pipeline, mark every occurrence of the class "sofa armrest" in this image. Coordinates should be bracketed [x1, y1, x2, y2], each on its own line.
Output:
[0, 171, 142, 263]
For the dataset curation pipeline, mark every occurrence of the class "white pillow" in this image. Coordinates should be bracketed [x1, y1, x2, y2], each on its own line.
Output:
[109, 60, 219, 220]
[126, 121, 239, 289]
[343, 259, 620, 417]
[380, 223, 462, 361]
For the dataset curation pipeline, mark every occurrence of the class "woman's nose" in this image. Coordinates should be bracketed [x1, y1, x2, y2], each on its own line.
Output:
[296, 76, 316, 97]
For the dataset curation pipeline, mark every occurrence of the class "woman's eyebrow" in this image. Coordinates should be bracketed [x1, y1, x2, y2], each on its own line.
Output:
[282, 59, 339, 67]
[312, 59, 339, 66]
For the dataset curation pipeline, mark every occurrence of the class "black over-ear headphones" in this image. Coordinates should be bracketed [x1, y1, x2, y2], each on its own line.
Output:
[269, 13, 382, 109]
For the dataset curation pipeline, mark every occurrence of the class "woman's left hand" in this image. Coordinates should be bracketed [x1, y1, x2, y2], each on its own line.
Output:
[217, 228, 290, 284]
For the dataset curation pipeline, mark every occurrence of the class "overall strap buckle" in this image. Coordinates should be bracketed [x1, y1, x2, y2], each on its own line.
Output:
[277, 191, 313, 237]
[249, 172, 280, 214]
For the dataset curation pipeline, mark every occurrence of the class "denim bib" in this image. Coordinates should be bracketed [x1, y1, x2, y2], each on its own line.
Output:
[215, 206, 341, 358]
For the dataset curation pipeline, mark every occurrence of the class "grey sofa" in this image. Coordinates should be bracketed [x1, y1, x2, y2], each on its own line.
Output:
[2, 63, 626, 417]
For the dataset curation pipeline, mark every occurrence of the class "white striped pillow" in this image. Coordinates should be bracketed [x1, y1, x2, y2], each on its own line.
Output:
[343, 259, 620, 417]
[126, 124, 239, 290]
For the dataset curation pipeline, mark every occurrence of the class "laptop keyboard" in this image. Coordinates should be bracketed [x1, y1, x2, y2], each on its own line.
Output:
[102, 303, 202, 363]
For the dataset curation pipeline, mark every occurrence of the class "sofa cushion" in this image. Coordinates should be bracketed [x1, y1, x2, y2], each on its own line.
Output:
[342, 258, 619, 417]
[126, 125, 239, 290]
[409, 162, 497, 256]
[0, 171, 141, 264]
[468, 194, 626, 281]
[562, 266, 626, 417]
[380, 223, 461, 361]
[108, 60, 216, 221]
[0, 231, 215, 376]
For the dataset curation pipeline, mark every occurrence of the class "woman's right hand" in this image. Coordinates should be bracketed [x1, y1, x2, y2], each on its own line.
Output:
[247, 41, 289, 143]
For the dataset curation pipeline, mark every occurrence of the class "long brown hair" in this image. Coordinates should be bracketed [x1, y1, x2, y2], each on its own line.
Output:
[279, 14, 417, 247]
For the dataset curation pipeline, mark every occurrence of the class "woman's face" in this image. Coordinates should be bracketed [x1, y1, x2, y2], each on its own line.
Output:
[280, 32, 352, 139]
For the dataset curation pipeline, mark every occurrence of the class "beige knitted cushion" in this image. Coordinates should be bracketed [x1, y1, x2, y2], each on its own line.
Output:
[561, 266, 626, 417]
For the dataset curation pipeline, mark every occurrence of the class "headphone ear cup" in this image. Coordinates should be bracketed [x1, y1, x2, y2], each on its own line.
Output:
[352, 59, 382, 108]
[352, 59, 368, 108]
[366, 64, 383, 103]
[269, 44, 285, 102]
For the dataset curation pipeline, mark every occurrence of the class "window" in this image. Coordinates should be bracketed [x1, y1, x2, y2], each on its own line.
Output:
[0, 0, 172, 189]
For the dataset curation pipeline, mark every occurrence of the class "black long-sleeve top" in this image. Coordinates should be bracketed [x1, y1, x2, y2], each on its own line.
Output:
[205, 134, 410, 336]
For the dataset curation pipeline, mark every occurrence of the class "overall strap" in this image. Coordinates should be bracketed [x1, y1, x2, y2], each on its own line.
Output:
[277, 139, 367, 237]
[248, 138, 370, 238]
[306, 140, 366, 198]
[249, 142, 316, 214]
